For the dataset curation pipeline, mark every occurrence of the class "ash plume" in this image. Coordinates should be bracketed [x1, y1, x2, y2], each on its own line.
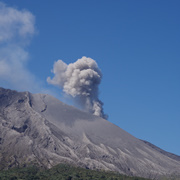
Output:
[47, 56, 107, 119]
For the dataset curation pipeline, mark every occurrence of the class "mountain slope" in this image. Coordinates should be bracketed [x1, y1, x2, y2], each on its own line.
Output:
[0, 87, 179, 179]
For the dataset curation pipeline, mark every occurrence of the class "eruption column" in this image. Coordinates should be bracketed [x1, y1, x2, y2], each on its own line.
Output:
[47, 56, 107, 119]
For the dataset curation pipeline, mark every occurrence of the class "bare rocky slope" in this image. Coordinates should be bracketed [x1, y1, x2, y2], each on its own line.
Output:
[0, 87, 180, 179]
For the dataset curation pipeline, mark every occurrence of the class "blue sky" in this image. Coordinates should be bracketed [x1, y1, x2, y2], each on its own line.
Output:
[1, 0, 180, 155]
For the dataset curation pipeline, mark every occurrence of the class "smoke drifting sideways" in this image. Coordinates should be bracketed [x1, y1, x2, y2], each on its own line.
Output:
[47, 56, 107, 119]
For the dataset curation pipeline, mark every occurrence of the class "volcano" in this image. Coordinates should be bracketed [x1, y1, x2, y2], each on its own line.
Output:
[0, 87, 179, 179]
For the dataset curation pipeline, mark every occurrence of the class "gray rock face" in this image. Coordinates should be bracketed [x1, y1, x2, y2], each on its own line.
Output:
[0, 87, 180, 179]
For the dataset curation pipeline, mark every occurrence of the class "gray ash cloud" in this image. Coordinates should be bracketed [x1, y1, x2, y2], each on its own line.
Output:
[47, 56, 107, 119]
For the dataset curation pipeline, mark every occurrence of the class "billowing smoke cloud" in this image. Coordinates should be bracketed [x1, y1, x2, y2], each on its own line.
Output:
[0, 2, 43, 92]
[47, 56, 107, 119]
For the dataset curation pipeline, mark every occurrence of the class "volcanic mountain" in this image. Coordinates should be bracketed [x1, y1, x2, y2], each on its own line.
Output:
[0, 87, 179, 179]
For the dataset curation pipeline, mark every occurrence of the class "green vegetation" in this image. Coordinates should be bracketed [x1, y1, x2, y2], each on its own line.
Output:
[0, 164, 150, 180]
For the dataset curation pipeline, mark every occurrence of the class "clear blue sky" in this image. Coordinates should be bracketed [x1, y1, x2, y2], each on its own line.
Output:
[1, 0, 180, 155]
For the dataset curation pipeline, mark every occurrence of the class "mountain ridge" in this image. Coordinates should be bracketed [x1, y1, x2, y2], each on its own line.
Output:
[0, 87, 180, 179]
[141, 140, 180, 162]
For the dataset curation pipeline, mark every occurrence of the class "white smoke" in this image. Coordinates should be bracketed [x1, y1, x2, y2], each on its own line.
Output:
[0, 2, 35, 43]
[47, 56, 107, 119]
[0, 2, 43, 92]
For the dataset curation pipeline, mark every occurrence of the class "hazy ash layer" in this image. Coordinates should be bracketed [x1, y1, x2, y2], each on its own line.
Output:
[0, 2, 44, 93]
